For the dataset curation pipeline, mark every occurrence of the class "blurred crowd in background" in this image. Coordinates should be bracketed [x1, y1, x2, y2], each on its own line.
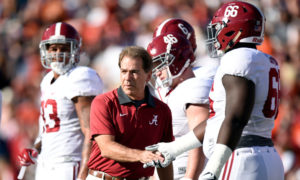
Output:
[0, 0, 299, 179]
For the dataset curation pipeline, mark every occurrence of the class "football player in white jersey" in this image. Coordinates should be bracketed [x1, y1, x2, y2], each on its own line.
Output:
[144, 1, 284, 180]
[150, 18, 197, 103]
[17, 22, 103, 180]
[149, 18, 216, 180]
[152, 17, 219, 86]
[147, 33, 210, 180]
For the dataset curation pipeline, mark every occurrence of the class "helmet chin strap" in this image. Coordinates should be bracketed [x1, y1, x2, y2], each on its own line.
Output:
[162, 59, 191, 88]
[155, 41, 191, 89]
[162, 69, 173, 88]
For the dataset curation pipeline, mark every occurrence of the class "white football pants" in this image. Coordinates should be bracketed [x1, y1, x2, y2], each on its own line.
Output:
[219, 146, 284, 180]
[35, 160, 80, 180]
[86, 174, 103, 180]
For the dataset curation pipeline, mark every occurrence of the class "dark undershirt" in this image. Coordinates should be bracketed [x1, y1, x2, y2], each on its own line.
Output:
[132, 99, 145, 108]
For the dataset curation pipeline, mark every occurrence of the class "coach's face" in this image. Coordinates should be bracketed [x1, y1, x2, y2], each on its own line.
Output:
[120, 56, 151, 100]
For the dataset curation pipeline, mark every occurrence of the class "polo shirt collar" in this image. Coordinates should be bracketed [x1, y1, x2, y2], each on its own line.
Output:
[117, 86, 155, 107]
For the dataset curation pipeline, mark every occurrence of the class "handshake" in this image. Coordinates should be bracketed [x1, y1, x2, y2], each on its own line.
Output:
[142, 132, 220, 180]
[143, 131, 202, 168]
[143, 142, 177, 168]
[143, 142, 218, 180]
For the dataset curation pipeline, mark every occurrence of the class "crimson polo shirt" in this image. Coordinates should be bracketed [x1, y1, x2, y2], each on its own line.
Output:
[88, 86, 174, 179]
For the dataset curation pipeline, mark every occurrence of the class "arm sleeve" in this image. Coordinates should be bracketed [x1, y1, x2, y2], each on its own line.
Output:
[90, 95, 115, 140]
[66, 67, 104, 99]
[184, 78, 212, 105]
[220, 51, 258, 84]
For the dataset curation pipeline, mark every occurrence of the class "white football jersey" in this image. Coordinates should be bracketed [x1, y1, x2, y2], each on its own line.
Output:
[159, 77, 212, 138]
[192, 55, 219, 81]
[203, 48, 280, 158]
[155, 77, 212, 179]
[39, 66, 103, 162]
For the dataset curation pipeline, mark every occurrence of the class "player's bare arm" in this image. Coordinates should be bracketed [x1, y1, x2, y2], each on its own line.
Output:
[74, 95, 95, 179]
[156, 163, 174, 180]
[217, 75, 255, 148]
[192, 118, 207, 143]
[185, 104, 209, 179]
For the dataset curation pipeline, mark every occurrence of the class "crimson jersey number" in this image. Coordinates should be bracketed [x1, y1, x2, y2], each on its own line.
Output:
[41, 99, 61, 133]
[262, 66, 280, 118]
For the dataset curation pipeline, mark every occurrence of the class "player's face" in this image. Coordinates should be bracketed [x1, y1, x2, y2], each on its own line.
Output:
[154, 66, 168, 82]
[47, 43, 71, 63]
[120, 56, 151, 100]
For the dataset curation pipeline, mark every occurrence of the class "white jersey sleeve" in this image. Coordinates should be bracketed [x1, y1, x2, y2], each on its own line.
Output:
[65, 66, 103, 99]
[180, 77, 212, 105]
[219, 49, 260, 83]
[167, 77, 212, 138]
[192, 55, 219, 81]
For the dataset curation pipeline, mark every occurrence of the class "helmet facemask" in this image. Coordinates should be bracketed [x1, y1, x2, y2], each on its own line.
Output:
[147, 33, 194, 89]
[39, 38, 80, 75]
[206, 20, 232, 58]
[151, 46, 191, 89]
[151, 43, 175, 88]
[206, 2, 265, 58]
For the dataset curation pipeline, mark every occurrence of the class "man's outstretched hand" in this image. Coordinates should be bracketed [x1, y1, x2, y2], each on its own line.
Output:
[143, 143, 175, 168]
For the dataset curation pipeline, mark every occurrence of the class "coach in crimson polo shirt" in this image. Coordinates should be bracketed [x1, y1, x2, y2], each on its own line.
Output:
[87, 46, 174, 180]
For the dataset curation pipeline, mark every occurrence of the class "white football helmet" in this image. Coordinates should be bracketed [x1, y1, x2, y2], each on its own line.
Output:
[39, 22, 81, 75]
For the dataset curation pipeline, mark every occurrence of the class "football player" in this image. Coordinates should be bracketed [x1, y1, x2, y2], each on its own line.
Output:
[152, 18, 219, 84]
[147, 33, 210, 180]
[145, 1, 284, 180]
[17, 22, 103, 180]
[150, 18, 198, 102]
